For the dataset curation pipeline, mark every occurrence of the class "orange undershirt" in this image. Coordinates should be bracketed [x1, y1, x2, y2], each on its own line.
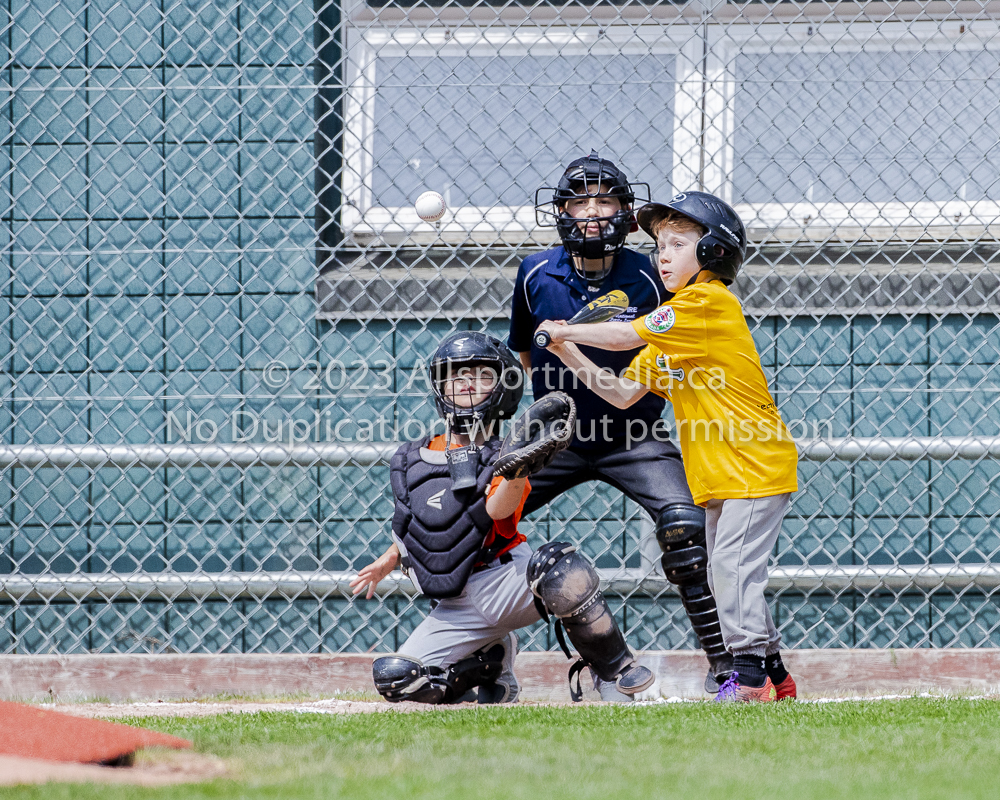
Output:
[427, 435, 529, 563]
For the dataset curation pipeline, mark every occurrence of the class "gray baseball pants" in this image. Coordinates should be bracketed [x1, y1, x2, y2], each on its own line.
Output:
[704, 494, 790, 658]
[398, 543, 541, 668]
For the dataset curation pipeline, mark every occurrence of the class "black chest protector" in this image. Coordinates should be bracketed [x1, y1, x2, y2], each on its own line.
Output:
[389, 437, 502, 599]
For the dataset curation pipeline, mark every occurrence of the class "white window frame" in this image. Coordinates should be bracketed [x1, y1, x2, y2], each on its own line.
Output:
[339, 8, 1000, 246]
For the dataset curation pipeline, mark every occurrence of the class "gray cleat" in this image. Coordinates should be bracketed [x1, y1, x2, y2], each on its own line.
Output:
[594, 676, 633, 703]
[593, 662, 655, 702]
[705, 652, 735, 694]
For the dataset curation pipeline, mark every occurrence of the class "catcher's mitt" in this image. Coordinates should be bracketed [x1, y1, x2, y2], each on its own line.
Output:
[492, 392, 577, 480]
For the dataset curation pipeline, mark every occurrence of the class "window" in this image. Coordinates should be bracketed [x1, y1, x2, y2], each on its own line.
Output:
[340, 26, 677, 244]
[722, 20, 1000, 235]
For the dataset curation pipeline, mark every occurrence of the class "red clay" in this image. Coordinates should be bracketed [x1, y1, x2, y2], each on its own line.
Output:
[0, 700, 190, 764]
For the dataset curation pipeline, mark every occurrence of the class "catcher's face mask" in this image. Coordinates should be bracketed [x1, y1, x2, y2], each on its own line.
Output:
[563, 182, 624, 225]
[428, 332, 525, 440]
[441, 364, 498, 410]
[438, 362, 501, 486]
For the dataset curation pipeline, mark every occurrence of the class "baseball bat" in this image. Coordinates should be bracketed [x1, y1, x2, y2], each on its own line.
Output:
[534, 290, 630, 349]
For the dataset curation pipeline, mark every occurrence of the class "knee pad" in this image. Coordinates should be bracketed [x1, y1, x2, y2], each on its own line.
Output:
[656, 503, 708, 586]
[526, 541, 601, 618]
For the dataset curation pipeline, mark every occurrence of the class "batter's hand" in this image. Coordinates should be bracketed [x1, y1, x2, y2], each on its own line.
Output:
[350, 546, 400, 600]
[534, 319, 567, 345]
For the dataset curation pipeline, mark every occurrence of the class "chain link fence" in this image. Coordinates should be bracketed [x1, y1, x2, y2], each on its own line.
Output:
[2, 0, 1000, 655]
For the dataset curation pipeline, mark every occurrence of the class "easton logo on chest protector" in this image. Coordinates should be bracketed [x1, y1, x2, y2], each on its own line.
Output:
[426, 489, 445, 510]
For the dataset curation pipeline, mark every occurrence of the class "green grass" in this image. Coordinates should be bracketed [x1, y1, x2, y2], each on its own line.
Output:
[5, 699, 1000, 799]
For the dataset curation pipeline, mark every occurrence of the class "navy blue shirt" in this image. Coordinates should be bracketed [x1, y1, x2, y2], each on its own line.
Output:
[508, 246, 669, 451]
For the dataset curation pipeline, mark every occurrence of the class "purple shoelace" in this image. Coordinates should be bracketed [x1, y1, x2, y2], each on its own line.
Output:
[714, 671, 740, 702]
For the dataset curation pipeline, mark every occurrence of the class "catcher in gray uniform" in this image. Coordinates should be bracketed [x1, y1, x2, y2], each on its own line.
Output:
[351, 331, 654, 703]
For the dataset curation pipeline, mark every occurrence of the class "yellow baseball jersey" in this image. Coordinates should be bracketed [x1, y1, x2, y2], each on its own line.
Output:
[624, 280, 798, 505]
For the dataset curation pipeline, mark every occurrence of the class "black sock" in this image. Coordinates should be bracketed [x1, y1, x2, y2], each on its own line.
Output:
[765, 652, 789, 685]
[733, 654, 767, 687]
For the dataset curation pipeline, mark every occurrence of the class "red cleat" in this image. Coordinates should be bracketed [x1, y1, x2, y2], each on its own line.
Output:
[714, 673, 777, 703]
[773, 674, 797, 700]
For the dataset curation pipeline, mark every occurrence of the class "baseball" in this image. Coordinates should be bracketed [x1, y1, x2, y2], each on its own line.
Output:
[415, 190, 447, 223]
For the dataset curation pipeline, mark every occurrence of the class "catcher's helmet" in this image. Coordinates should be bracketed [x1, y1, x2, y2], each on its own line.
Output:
[429, 332, 524, 435]
[534, 151, 650, 282]
[636, 191, 746, 285]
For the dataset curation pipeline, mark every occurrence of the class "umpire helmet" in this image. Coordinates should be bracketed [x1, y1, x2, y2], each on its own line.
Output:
[636, 191, 746, 285]
[429, 332, 524, 436]
[534, 151, 649, 281]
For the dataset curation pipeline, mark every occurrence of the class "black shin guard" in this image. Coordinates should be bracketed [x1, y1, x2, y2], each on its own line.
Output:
[527, 542, 654, 700]
[677, 584, 726, 657]
[372, 655, 449, 703]
[559, 588, 633, 683]
[657, 504, 732, 689]
[447, 643, 506, 701]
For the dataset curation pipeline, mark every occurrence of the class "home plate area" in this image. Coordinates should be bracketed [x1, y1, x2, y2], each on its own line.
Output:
[4, 647, 1000, 786]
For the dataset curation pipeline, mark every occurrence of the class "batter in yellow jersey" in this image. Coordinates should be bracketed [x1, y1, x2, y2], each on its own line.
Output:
[624, 280, 798, 506]
[533, 191, 800, 703]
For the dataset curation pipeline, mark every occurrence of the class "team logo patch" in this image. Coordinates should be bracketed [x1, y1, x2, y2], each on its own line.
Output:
[644, 306, 675, 334]
[655, 355, 685, 383]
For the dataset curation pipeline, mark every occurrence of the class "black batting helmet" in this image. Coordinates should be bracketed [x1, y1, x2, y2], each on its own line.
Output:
[636, 191, 747, 284]
[428, 332, 524, 436]
[534, 151, 649, 281]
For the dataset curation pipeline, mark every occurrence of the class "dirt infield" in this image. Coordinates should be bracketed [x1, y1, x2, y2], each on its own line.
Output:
[47, 695, 659, 721]
[0, 751, 227, 787]
[0, 699, 191, 762]
[51, 697, 406, 718]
